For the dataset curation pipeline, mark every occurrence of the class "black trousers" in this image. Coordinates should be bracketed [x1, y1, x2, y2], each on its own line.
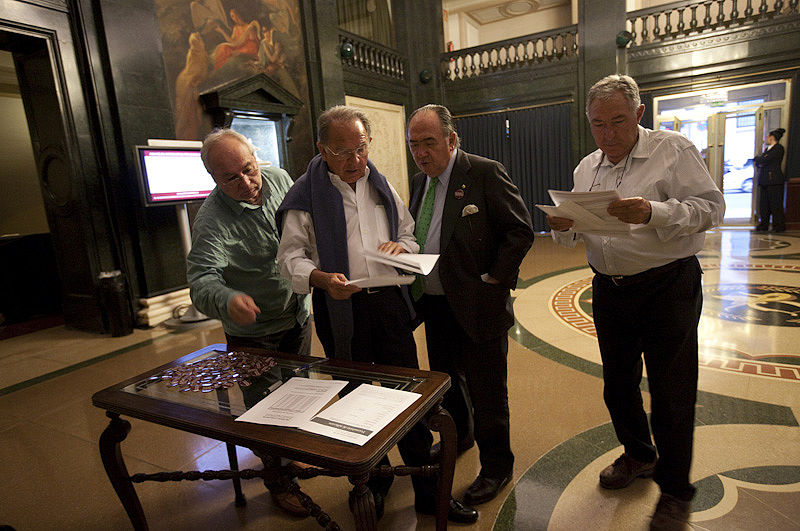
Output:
[226, 322, 312, 493]
[757, 184, 786, 231]
[314, 287, 435, 502]
[418, 294, 514, 480]
[225, 319, 312, 356]
[592, 256, 702, 501]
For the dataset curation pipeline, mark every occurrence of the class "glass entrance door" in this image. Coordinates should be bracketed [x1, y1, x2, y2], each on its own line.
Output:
[653, 78, 791, 226]
[719, 110, 758, 222]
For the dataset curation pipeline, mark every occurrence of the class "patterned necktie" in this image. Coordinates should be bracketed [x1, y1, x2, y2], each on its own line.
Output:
[411, 177, 439, 300]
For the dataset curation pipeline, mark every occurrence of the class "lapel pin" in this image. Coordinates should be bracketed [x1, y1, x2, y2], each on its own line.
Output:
[454, 189, 465, 199]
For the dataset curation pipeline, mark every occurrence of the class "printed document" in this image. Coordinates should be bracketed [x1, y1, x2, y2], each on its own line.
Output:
[364, 249, 439, 275]
[345, 274, 415, 288]
[300, 384, 421, 446]
[536, 189, 630, 234]
[235, 377, 348, 427]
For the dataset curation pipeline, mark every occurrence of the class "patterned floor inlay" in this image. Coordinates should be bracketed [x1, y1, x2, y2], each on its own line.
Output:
[497, 230, 800, 530]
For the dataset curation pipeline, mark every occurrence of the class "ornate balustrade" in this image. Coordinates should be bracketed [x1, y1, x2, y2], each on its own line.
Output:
[339, 31, 406, 80]
[627, 0, 799, 46]
[441, 25, 578, 82]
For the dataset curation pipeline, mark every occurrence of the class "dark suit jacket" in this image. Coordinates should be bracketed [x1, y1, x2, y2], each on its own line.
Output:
[410, 149, 534, 343]
[754, 143, 785, 186]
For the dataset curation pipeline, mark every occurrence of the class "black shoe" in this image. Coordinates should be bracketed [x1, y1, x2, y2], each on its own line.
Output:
[650, 493, 690, 530]
[429, 437, 475, 462]
[463, 473, 512, 505]
[348, 489, 385, 521]
[416, 498, 479, 524]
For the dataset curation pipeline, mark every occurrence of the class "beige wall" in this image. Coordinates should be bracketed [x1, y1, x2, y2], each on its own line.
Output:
[478, 6, 572, 44]
[0, 89, 49, 236]
[344, 95, 410, 204]
[443, 1, 575, 50]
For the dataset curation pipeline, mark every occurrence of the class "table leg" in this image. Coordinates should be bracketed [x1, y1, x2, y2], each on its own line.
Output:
[99, 412, 148, 530]
[348, 472, 377, 531]
[427, 403, 457, 531]
[225, 443, 247, 507]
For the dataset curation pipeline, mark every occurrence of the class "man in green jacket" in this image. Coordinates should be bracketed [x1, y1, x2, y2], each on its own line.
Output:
[187, 128, 310, 516]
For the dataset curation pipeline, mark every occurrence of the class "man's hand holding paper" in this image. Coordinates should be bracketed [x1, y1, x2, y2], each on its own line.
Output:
[537, 189, 633, 234]
[606, 196, 652, 224]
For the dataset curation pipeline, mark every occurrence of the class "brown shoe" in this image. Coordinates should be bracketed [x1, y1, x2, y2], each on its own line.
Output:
[271, 491, 310, 517]
[599, 453, 656, 489]
[649, 493, 690, 530]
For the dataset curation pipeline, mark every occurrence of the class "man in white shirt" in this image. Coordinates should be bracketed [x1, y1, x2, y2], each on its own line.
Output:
[548, 74, 724, 531]
[276, 105, 478, 524]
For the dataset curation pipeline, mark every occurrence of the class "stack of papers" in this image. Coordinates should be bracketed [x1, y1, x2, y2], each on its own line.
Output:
[536, 190, 631, 234]
[345, 275, 415, 288]
[341, 250, 440, 288]
[235, 377, 421, 446]
[364, 249, 439, 275]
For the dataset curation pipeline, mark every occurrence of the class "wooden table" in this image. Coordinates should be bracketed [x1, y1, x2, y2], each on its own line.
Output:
[92, 344, 457, 530]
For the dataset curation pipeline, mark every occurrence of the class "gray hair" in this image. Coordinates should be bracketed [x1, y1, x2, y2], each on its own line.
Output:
[586, 74, 641, 116]
[409, 104, 461, 149]
[200, 128, 256, 172]
[317, 105, 372, 145]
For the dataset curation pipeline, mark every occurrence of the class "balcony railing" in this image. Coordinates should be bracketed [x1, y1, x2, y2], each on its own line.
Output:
[441, 25, 579, 82]
[339, 30, 406, 80]
[627, 0, 799, 46]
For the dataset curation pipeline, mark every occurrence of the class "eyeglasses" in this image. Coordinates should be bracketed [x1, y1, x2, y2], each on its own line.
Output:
[323, 142, 369, 161]
[219, 162, 260, 187]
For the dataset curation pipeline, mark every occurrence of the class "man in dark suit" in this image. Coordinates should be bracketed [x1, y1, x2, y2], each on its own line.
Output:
[407, 104, 534, 505]
[754, 127, 787, 232]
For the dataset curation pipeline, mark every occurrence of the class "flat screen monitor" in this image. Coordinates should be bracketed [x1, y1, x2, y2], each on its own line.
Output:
[134, 146, 216, 207]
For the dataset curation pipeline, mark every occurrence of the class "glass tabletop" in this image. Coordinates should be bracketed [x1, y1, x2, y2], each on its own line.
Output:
[121, 344, 425, 417]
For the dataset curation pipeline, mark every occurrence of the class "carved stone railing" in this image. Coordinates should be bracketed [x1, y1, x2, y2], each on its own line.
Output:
[339, 30, 406, 80]
[627, 0, 799, 46]
[442, 25, 578, 81]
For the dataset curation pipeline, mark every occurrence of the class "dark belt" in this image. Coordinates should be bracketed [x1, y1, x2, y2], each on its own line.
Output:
[592, 256, 694, 287]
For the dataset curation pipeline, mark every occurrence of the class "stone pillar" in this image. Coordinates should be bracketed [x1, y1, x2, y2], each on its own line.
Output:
[300, 0, 346, 137]
[577, 0, 627, 154]
[394, 0, 446, 112]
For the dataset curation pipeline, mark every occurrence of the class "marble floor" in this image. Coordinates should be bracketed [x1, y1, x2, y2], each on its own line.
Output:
[1, 227, 798, 530]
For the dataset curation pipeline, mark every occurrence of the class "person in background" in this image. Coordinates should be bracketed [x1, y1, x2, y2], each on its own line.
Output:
[754, 127, 787, 232]
[548, 74, 724, 531]
[276, 105, 478, 524]
[187, 128, 311, 517]
[407, 104, 534, 507]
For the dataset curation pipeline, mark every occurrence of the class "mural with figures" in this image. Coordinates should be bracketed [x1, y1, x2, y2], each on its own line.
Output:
[154, 0, 314, 169]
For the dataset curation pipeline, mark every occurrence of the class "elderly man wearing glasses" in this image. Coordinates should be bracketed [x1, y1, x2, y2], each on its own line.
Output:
[187, 128, 312, 517]
[276, 105, 478, 524]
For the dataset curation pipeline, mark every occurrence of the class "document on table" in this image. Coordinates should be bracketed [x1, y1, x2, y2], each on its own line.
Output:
[235, 377, 348, 427]
[536, 189, 631, 234]
[363, 249, 439, 275]
[345, 274, 416, 288]
[300, 383, 421, 446]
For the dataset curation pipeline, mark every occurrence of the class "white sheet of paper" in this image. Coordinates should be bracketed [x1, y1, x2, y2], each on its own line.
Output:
[537, 189, 631, 234]
[235, 377, 348, 427]
[344, 274, 415, 288]
[300, 383, 421, 446]
[363, 249, 439, 275]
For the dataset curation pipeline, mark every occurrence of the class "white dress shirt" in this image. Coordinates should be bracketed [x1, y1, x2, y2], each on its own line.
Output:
[552, 125, 725, 276]
[278, 167, 419, 293]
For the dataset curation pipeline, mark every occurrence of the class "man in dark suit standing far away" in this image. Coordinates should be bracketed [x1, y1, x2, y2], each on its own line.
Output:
[407, 104, 534, 505]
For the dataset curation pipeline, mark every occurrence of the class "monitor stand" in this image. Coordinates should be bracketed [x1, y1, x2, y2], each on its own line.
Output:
[166, 204, 211, 326]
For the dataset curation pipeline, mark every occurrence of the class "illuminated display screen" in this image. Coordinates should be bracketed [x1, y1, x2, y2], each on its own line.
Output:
[135, 146, 216, 206]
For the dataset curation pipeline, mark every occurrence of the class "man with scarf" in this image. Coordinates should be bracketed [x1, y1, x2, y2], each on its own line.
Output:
[276, 105, 478, 524]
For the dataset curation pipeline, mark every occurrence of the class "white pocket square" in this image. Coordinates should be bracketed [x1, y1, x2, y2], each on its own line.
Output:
[461, 204, 479, 217]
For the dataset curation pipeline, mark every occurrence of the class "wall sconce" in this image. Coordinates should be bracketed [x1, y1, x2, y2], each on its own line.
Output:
[340, 42, 355, 59]
[419, 69, 433, 84]
[616, 30, 633, 48]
